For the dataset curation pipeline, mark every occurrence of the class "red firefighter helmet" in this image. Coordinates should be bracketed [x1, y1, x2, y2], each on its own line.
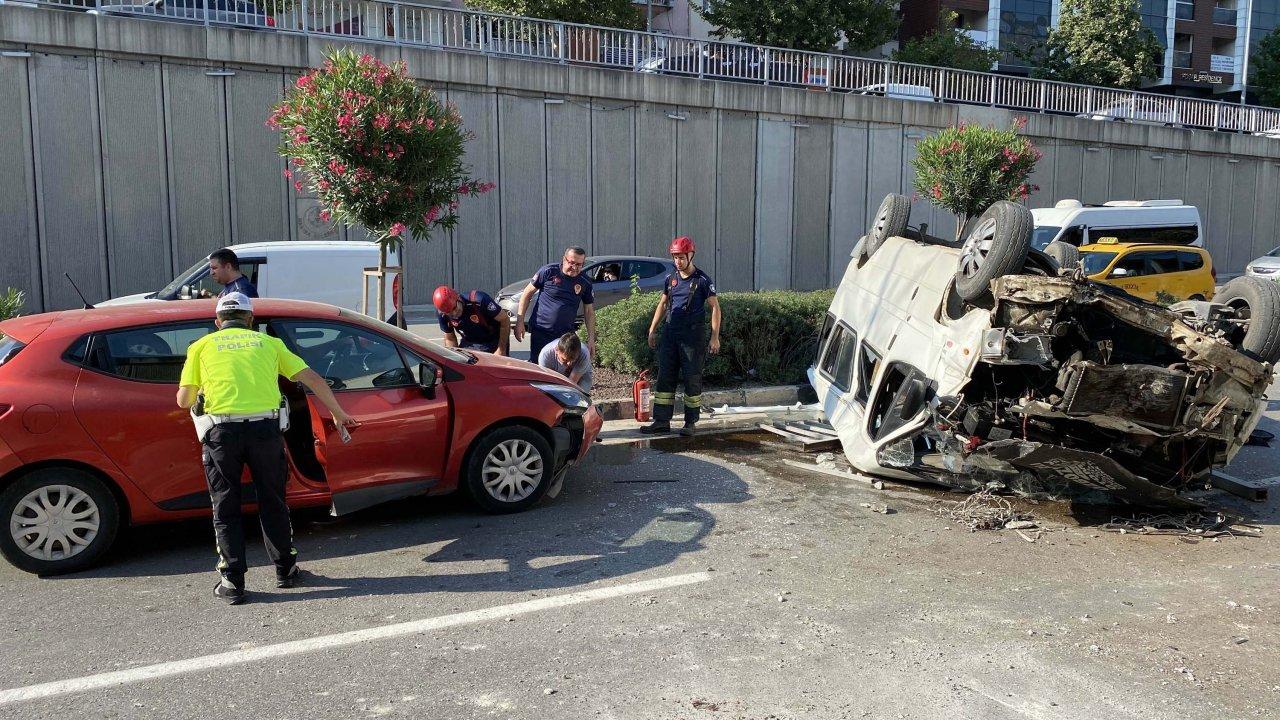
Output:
[669, 236, 696, 255]
[432, 285, 460, 314]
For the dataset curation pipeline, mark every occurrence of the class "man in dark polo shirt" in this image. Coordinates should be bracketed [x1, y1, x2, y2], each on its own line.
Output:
[513, 247, 597, 363]
[209, 248, 258, 299]
[433, 285, 510, 355]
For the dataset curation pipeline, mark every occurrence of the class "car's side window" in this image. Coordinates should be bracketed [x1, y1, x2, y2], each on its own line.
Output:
[1179, 251, 1205, 271]
[92, 321, 216, 384]
[185, 260, 263, 299]
[867, 363, 930, 442]
[274, 321, 412, 391]
[1109, 253, 1151, 278]
[628, 261, 668, 280]
[855, 343, 882, 405]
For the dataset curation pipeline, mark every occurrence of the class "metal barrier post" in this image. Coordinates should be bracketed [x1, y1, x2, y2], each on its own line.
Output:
[763, 48, 771, 85]
[988, 74, 996, 106]
[1039, 82, 1047, 113]
[557, 22, 565, 63]
[391, 2, 399, 40]
[697, 41, 704, 78]
[299, 0, 308, 34]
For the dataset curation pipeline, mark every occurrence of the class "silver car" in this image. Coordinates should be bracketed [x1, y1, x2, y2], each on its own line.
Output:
[1245, 247, 1280, 280]
[496, 256, 676, 322]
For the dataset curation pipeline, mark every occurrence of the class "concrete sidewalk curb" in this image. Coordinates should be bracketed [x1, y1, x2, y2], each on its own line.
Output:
[593, 383, 816, 421]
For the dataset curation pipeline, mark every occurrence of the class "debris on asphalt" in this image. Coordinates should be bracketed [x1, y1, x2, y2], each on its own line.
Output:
[1101, 512, 1262, 540]
[936, 488, 1033, 531]
[782, 459, 884, 489]
[859, 502, 892, 514]
[1004, 520, 1038, 530]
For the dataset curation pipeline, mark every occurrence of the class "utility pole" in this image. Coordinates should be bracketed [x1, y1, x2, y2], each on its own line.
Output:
[1240, 0, 1253, 105]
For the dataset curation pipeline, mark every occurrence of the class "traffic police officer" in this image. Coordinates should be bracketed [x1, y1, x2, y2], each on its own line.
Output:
[433, 285, 511, 355]
[640, 236, 722, 436]
[513, 246, 598, 363]
[176, 293, 358, 605]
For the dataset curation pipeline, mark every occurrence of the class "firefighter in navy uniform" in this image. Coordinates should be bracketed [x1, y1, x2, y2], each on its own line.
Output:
[433, 286, 511, 355]
[640, 236, 722, 436]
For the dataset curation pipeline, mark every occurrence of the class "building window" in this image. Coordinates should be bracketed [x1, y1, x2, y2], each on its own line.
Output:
[1176, 0, 1194, 20]
[1213, 1, 1237, 25]
[1174, 33, 1193, 68]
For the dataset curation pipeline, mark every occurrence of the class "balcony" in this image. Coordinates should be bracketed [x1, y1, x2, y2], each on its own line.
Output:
[1213, 6, 1237, 25]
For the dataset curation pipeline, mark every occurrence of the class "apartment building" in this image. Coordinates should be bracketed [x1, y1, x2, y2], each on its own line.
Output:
[900, 0, 1279, 100]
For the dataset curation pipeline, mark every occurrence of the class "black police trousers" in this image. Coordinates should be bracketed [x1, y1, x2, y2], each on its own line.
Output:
[653, 321, 705, 424]
[202, 419, 296, 588]
[529, 327, 561, 364]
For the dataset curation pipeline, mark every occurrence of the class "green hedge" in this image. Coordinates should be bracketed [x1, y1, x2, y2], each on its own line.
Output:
[593, 289, 835, 386]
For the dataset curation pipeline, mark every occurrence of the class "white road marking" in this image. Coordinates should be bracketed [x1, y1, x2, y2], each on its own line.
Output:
[0, 571, 710, 707]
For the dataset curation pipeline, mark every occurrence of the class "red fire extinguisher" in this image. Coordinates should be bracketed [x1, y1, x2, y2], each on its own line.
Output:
[633, 370, 652, 423]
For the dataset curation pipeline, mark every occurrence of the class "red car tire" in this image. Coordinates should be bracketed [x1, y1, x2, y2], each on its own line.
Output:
[0, 468, 120, 576]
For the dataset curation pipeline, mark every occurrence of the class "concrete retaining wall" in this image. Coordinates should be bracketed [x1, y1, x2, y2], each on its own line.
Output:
[3, 5, 1280, 311]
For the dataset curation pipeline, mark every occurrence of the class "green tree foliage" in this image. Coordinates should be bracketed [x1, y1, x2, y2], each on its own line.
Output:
[892, 11, 1001, 71]
[269, 49, 492, 245]
[911, 120, 1042, 232]
[466, 0, 642, 29]
[1036, 0, 1163, 89]
[694, 0, 898, 53]
[595, 290, 835, 385]
[1253, 28, 1280, 108]
[0, 288, 23, 322]
[269, 49, 493, 322]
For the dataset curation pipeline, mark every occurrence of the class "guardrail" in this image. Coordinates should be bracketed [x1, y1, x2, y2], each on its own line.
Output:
[12, 0, 1280, 138]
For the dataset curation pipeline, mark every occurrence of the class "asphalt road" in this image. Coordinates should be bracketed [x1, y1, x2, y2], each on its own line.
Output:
[2, 411, 1279, 718]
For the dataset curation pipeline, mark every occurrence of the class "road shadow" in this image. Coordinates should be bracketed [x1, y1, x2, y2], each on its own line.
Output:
[57, 445, 752, 600]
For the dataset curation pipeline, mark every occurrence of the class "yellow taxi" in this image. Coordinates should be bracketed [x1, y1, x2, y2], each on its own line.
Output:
[1078, 238, 1216, 303]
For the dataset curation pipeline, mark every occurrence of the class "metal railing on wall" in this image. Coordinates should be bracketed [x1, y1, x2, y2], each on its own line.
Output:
[13, 0, 1280, 138]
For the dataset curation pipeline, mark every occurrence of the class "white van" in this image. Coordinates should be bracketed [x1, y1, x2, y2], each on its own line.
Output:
[1030, 199, 1203, 251]
[99, 241, 401, 318]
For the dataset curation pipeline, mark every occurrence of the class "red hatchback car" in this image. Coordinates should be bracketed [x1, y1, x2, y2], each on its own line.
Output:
[0, 300, 603, 575]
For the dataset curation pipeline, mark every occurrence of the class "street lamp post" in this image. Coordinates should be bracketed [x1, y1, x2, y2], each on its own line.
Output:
[1240, 0, 1253, 105]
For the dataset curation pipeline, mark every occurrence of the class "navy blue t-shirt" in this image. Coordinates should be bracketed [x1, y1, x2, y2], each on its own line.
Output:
[664, 268, 716, 325]
[531, 264, 593, 334]
[219, 275, 258, 298]
[438, 290, 503, 348]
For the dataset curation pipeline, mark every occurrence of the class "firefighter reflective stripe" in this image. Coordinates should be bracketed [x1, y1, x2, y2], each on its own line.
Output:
[654, 391, 676, 406]
[684, 395, 701, 408]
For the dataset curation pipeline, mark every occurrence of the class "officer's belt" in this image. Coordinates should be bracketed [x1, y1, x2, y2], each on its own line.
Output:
[208, 410, 279, 425]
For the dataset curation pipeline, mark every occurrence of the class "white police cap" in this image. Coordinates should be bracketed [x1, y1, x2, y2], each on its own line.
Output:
[216, 292, 254, 314]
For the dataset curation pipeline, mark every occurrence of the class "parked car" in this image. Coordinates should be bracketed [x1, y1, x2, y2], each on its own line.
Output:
[809, 194, 1277, 507]
[1078, 98, 1181, 126]
[1078, 239, 1215, 302]
[99, 241, 401, 320]
[1252, 124, 1280, 139]
[0, 299, 602, 574]
[495, 256, 676, 322]
[852, 83, 937, 102]
[1245, 247, 1280, 279]
[1030, 199, 1203, 251]
[90, 0, 276, 29]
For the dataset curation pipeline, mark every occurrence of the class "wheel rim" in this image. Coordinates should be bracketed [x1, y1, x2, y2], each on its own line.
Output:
[872, 203, 891, 239]
[481, 439, 544, 503]
[958, 218, 997, 279]
[9, 485, 100, 562]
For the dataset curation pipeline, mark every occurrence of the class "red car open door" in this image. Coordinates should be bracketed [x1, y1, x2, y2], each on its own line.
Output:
[272, 319, 450, 515]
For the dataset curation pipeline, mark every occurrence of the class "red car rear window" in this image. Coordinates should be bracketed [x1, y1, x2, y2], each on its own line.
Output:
[0, 334, 25, 369]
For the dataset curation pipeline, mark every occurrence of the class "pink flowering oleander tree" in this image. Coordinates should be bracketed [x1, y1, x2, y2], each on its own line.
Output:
[268, 48, 494, 326]
[910, 118, 1041, 237]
